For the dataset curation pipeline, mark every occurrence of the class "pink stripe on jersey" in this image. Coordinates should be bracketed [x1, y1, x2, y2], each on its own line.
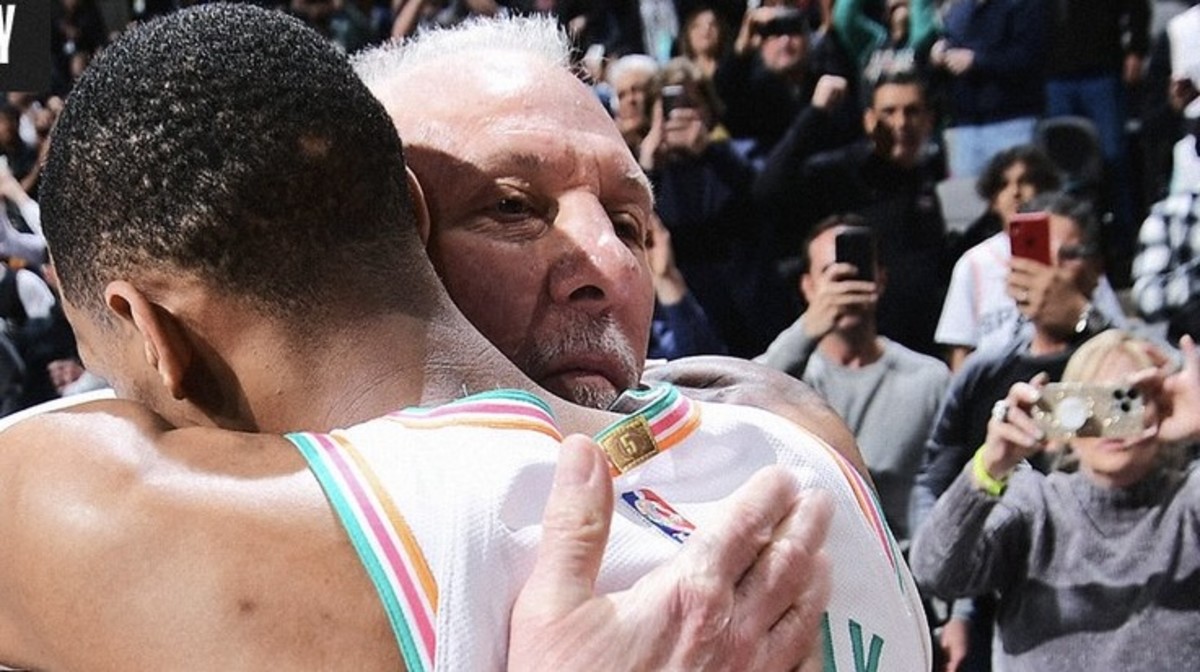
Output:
[311, 433, 439, 663]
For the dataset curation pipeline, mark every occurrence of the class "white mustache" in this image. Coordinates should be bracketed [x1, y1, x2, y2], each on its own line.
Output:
[517, 315, 641, 388]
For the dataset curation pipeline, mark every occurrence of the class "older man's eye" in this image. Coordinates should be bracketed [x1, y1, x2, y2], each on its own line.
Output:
[494, 197, 533, 217]
[612, 216, 646, 246]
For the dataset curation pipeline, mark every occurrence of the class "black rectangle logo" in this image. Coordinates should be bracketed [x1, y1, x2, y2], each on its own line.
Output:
[0, 0, 50, 91]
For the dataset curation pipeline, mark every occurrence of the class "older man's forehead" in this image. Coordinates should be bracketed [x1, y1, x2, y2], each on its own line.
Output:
[463, 142, 653, 206]
[381, 47, 654, 207]
[626, 168, 655, 208]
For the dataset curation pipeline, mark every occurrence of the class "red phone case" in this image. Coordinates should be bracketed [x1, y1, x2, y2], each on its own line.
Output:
[1009, 212, 1051, 265]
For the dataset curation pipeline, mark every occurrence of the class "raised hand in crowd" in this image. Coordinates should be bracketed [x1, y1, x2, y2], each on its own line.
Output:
[647, 214, 687, 305]
[975, 372, 1054, 481]
[939, 620, 969, 672]
[639, 98, 710, 171]
[1158, 335, 1200, 444]
[811, 73, 847, 112]
[1133, 334, 1200, 446]
[930, 38, 974, 76]
[801, 259, 878, 343]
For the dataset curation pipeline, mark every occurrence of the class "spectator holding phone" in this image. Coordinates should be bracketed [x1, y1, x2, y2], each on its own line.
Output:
[937, 187, 1128, 371]
[714, 5, 854, 156]
[755, 71, 949, 358]
[912, 191, 1117, 670]
[911, 329, 1200, 672]
[641, 57, 783, 356]
[757, 215, 950, 543]
[638, 58, 724, 171]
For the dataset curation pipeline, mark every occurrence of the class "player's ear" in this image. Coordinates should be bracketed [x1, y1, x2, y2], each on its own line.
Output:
[103, 280, 193, 400]
[406, 166, 432, 245]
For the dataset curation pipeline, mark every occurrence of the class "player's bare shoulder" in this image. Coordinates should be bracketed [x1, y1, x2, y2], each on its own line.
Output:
[0, 397, 228, 570]
[0, 396, 309, 550]
[0, 396, 174, 490]
[0, 399, 388, 669]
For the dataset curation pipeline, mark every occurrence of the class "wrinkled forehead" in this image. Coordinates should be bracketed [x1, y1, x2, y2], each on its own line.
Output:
[385, 51, 613, 135]
[382, 51, 651, 197]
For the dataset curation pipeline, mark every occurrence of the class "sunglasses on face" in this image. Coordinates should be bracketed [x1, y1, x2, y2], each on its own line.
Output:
[1057, 244, 1096, 262]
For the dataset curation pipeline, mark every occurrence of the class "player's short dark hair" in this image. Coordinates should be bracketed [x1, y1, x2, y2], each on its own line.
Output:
[42, 3, 421, 322]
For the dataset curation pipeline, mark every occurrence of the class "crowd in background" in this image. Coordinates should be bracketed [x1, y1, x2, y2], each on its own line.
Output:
[8, 0, 1200, 669]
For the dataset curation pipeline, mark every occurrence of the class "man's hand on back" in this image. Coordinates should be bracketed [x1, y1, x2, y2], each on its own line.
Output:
[509, 434, 833, 671]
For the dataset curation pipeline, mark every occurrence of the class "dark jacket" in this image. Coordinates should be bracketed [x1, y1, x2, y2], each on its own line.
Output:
[758, 137, 950, 356]
[940, 0, 1046, 125]
[1046, 0, 1150, 78]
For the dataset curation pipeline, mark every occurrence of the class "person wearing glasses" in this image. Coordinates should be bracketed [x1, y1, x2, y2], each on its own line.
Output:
[937, 182, 1128, 372]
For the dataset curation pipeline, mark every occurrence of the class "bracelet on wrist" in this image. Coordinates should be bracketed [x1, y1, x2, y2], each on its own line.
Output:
[971, 444, 1009, 497]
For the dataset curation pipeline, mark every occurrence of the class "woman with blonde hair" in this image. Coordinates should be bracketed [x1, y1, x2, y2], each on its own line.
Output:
[911, 330, 1200, 671]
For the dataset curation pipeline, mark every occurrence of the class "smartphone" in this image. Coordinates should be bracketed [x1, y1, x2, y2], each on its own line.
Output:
[834, 226, 876, 282]
[660, 84, 690, 116]
[1030, 382, 1146, 440]
[1009, 212, 1051, 265]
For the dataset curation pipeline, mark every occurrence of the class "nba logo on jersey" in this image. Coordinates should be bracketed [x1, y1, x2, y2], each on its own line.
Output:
[621, 488, 696, 543]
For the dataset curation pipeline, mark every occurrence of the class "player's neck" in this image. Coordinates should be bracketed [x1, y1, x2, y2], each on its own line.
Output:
[218, 309, 433, 433]
[215, 297, 621, 435]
